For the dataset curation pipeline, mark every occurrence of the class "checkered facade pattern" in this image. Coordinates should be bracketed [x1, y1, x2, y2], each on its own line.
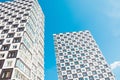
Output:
[0, 0, 44, 80]
[53, 30, 115, 80]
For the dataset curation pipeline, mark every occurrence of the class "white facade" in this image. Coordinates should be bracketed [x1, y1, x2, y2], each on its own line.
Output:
[53, 30, 115, 80]
[0, 0, 44, 80]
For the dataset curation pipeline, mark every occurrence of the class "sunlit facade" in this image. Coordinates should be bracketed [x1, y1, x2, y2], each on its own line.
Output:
[0, 0, 44, 80]
[53, 30, 115, 80]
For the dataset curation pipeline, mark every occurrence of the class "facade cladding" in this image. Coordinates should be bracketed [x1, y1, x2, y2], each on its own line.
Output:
[0, 0, 44, 80]
[53, 30, 115, 80]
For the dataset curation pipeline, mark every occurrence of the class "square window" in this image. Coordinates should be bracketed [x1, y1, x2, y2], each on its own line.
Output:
[7, 33, 15, 38]
[0, 39, 4, 45]
[7, 50, 17, 58]
[12, 37, 21, 43]
[0, 60, 4, 68]
[1, 29, 9, 34]
[0, 44, 10, 51]
[0, 69, 13, 79]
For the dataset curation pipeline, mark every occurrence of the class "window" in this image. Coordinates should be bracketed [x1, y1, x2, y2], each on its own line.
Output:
[0, 54, 5, 58]
[0, 26, 4, 30]
[0, 44, 10, 51]
[61, 67, 66, 71]
[108, 72, 113, 76]
[89, 76, 94, 80]
[13, 37, 21, 43]
[73, 74, 77, 78]
[71, 66, 75, 69]
[16, 59, 24, 71]
[83, 72, 87, 76]
[67, 70, 71, 74]
[6, 61, 13, 67]
[0, 69, 13, 79]
[63, 75, 67, 79]
[7, 33, 15, 38]
[20, 19, 27, 23]
[23, 13, 29, 16]
[92, 71, 97, 75]
[77, 69, 81, 73]
[12, 24, 19, 28]
[0, 60, 4, 68]
[7, 21, 13, 25]
[13, 45, 17, 49]
[15, 17, 21, 20]
[1, 29, 9, 34]
[79, 78, 83, 80]
[17, 27, 24, 32]
[0, 39, 4, 45]
[98, 74, 103, 78]
[105, 78, 110, 80]
[7, 50, 17, 58]
[6, 40, 10, 43]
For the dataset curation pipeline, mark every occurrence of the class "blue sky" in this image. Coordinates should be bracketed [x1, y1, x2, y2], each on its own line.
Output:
[1, 0, 120, 80]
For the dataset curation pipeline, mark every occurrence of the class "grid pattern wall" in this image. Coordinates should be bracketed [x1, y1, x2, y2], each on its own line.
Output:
[53, 30, 115, 80]
[0, 0, 44, 80]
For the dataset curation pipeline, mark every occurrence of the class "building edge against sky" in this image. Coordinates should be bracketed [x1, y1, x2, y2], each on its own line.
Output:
[53, 30, 115, 80]
[0, 0, 44, 80]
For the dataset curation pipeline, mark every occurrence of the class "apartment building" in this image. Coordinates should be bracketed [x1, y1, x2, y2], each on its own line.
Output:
[0, 0, 44, 80]
[53, 30, 115, 80]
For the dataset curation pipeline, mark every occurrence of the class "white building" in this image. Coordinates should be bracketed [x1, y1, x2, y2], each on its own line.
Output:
[53, 30, 115, 80]
[0, 0, 44, 80]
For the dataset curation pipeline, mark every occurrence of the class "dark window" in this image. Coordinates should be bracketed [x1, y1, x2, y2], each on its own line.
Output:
[12, 24, 19, 28]
[7, 50, 17, 58]
[76, 69, 81, 73]
[63, 75, 67, 80]
[7, 21, 13, 25]
[89, 76, 94, 80]
[0, 26, 4, 30]
[0, 68, 13, 79]
[79, 78, 83, 80]
[23, 13, 29, 16]
[108, 72, 113, 76]
[0, 54, 5, 58]
[98, 74, 103, 78]
[0, 39, 4, 45]
[12, 37, 21, 43]
[71, 66, 75, 69]
[105, 78, 110, 80]
[1, 29, 9, 34]
[20, 19, 27, 23]
[0, 44, 10, 51]
[15, 17, 21, 20]
[73, 74, 78, 78]
[0, 60, 4, 68]
[67, 70, 71, 74]
[0, 17, 4, 20]
[61, 67, 66, 71]
[7, 33, 15, 38]
[7, 13, 12, 16]
[19, 11, 24, 14]
[83, 72, 87, 76]
[15, 10, 19, 12]
[26, 8, 30, 11]
[17, 27, 24, 32]
[3, 19, 8, 22]
[11, 15, 17, 18]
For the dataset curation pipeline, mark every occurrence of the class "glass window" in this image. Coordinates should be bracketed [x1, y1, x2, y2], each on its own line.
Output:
[1, 44, 10, 51]
[7, 50, 17, 58]
[1, 29, 9, 34]
[13, 37, 21, 43]
[0, 39, 4, 45]
[7, 33, 15, 38]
